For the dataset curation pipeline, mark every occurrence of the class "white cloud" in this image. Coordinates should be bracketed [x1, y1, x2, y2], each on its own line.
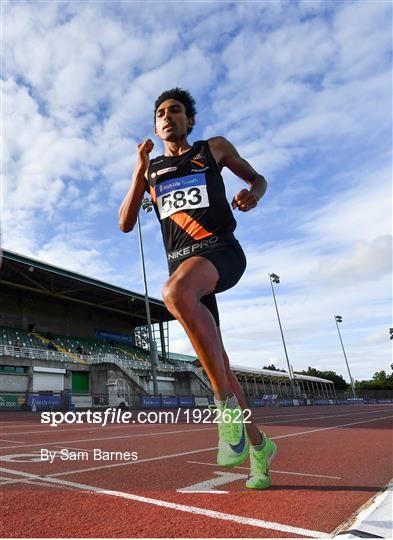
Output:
[316, 235, 392, 285]
[2, 0, 391, 382]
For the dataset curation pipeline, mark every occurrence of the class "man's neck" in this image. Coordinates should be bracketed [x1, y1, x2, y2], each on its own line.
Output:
[163, 138, 192, 157]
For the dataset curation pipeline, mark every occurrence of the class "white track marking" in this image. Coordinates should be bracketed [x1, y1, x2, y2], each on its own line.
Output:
[186, 461, 342, 479]
[0, 426, 214, 450]
[0, 466, 327, 537]
[177, 471, 246, 494]
[261, 409, 393, 425]
[0, 477, 73, 489]
[48, 446, 219, 477]
[0, 439, 24, 443]
[2, 414, 390, 479]
[272, 415, 393, 440]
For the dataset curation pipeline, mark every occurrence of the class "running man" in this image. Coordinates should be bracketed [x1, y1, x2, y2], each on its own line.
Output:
[119, 88, 276, 489]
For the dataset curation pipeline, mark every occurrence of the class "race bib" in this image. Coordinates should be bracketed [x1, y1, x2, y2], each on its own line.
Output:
[155, 173, 209, 220]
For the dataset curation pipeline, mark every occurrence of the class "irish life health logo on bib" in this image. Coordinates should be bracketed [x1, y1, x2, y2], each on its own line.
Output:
[155, 173, 210, 220]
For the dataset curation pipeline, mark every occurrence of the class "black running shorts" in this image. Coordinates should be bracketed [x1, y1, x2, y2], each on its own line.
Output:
[168, 243, 247, 326]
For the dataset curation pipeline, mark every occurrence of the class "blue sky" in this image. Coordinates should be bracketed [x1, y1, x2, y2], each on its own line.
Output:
[3, 0, 392, 381]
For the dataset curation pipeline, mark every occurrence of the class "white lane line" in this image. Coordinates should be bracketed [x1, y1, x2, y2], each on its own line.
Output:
[3, 406, 392, 436]
[49, 445, 218, 477]
[177, 471, 246, 494]
[0, 426, 214, 450]
[12, 413, 392, 479]
[0, 466, 327, 537]
[272, 415, 393, 440]
[187, 461, 342, 480]
[262, 409, 393, 425]
[0, 477, 74, 489]
[0, 439, 24, 444]
[2, 409, 392, 450]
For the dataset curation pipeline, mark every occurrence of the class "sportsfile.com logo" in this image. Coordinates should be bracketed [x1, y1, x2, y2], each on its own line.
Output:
[41, 407, 252, 427]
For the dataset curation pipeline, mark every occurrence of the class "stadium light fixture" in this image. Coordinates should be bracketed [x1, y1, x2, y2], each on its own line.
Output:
[334, 315, 356, 398]
[389, 328, 393, 340]
[268, 273, 296, 397]
[137, 199, 159, 395]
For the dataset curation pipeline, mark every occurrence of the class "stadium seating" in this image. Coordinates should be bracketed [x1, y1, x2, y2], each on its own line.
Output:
[0, 326, 151, 366]
[0, 326, 43, 349]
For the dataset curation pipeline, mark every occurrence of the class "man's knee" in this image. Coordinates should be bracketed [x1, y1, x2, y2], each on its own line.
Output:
[162, 278, 196, 315]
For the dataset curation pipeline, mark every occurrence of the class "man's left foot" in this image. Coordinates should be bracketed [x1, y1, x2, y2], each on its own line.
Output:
[246, 436, 277, 489]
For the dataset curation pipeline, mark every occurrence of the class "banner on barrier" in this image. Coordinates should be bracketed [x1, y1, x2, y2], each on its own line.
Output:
[27, 394, 61, 411]
[0, 393, 26, 410]
[314, 399, 332, 405]
[178, 396, 195, 407]
[250, 398, 265, 407]
[278, 398, 294, 406]
[162, 396, 179, 408]
[72, 395, 93, 409]
[140, 396, 161, 408]
[346, 398, 364, 404]
[195, 397, 209, 407]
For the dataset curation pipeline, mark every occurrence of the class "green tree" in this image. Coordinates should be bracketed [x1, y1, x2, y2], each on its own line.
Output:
[300, 367, 349, 390]
[373, 370, 387, 382]
[263, 364, 286, 372]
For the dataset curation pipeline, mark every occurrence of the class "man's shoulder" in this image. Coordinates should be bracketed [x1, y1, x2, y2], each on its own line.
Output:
[207, 136, 229, 148]
[207, 137, 235, 167]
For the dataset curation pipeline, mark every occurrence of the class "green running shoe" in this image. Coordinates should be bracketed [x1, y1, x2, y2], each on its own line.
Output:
[246, 436, 277, 489]
[215, 406, 249, 467]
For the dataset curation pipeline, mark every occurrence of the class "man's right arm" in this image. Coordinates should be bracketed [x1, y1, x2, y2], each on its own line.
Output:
[118, 139, 154, 233]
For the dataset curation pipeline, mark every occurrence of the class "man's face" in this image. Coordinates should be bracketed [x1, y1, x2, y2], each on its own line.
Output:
[155, 99, 194, 141]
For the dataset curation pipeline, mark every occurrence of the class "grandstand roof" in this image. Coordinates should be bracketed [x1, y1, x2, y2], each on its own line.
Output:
[0, 250, 174, 326]
[167, 352, 334, 385]
[230, 364, 334, 384]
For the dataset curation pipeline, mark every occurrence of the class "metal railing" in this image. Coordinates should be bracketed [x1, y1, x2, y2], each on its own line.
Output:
[0, 344, 211, 392]
[92, 355, 151, 394]
[0, 344, 85, 364]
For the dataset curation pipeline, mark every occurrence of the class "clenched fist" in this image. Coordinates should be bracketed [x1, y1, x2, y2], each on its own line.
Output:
[231, 188, 258, 212]
[137, 139, 154, 171]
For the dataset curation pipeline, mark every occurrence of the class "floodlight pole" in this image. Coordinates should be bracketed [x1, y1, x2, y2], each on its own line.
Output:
[334, 315, 356, 398]
[268, 273, 297, 398]
[137, 202, 158, 396]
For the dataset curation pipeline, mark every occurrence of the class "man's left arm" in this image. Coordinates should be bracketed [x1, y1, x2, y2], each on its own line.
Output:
[209, 136, 267, 212]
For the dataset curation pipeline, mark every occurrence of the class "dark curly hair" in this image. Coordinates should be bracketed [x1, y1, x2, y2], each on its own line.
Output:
[154, 88, 197, 135]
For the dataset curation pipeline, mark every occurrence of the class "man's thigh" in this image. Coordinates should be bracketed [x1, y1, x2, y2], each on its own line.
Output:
[168, 256, 220, 298]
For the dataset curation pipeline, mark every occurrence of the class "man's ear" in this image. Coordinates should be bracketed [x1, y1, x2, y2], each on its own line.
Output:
[154, 125, 158, 136]
[187, 116, 195, 130]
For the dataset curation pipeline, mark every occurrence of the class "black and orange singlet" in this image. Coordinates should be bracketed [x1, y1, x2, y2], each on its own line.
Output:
[147, 140, 238, 263]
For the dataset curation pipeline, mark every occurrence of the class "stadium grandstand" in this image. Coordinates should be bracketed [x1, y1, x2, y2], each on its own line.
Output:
[0, 249, 335, 411]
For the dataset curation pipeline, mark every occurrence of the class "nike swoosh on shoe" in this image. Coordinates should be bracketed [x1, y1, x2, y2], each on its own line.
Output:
[229, 425, 246, 453]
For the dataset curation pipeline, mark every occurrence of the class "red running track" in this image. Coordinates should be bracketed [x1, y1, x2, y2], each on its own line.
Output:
[0, 404, 392, 538]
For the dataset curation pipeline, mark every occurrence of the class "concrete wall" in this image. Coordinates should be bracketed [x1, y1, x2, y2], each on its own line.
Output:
[190, 374, 211, 397]
[0, 374, 29, 392]
[0, 355, 90, 393]
[90, 366, 110, 394]
[174, 372, 192, 395]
